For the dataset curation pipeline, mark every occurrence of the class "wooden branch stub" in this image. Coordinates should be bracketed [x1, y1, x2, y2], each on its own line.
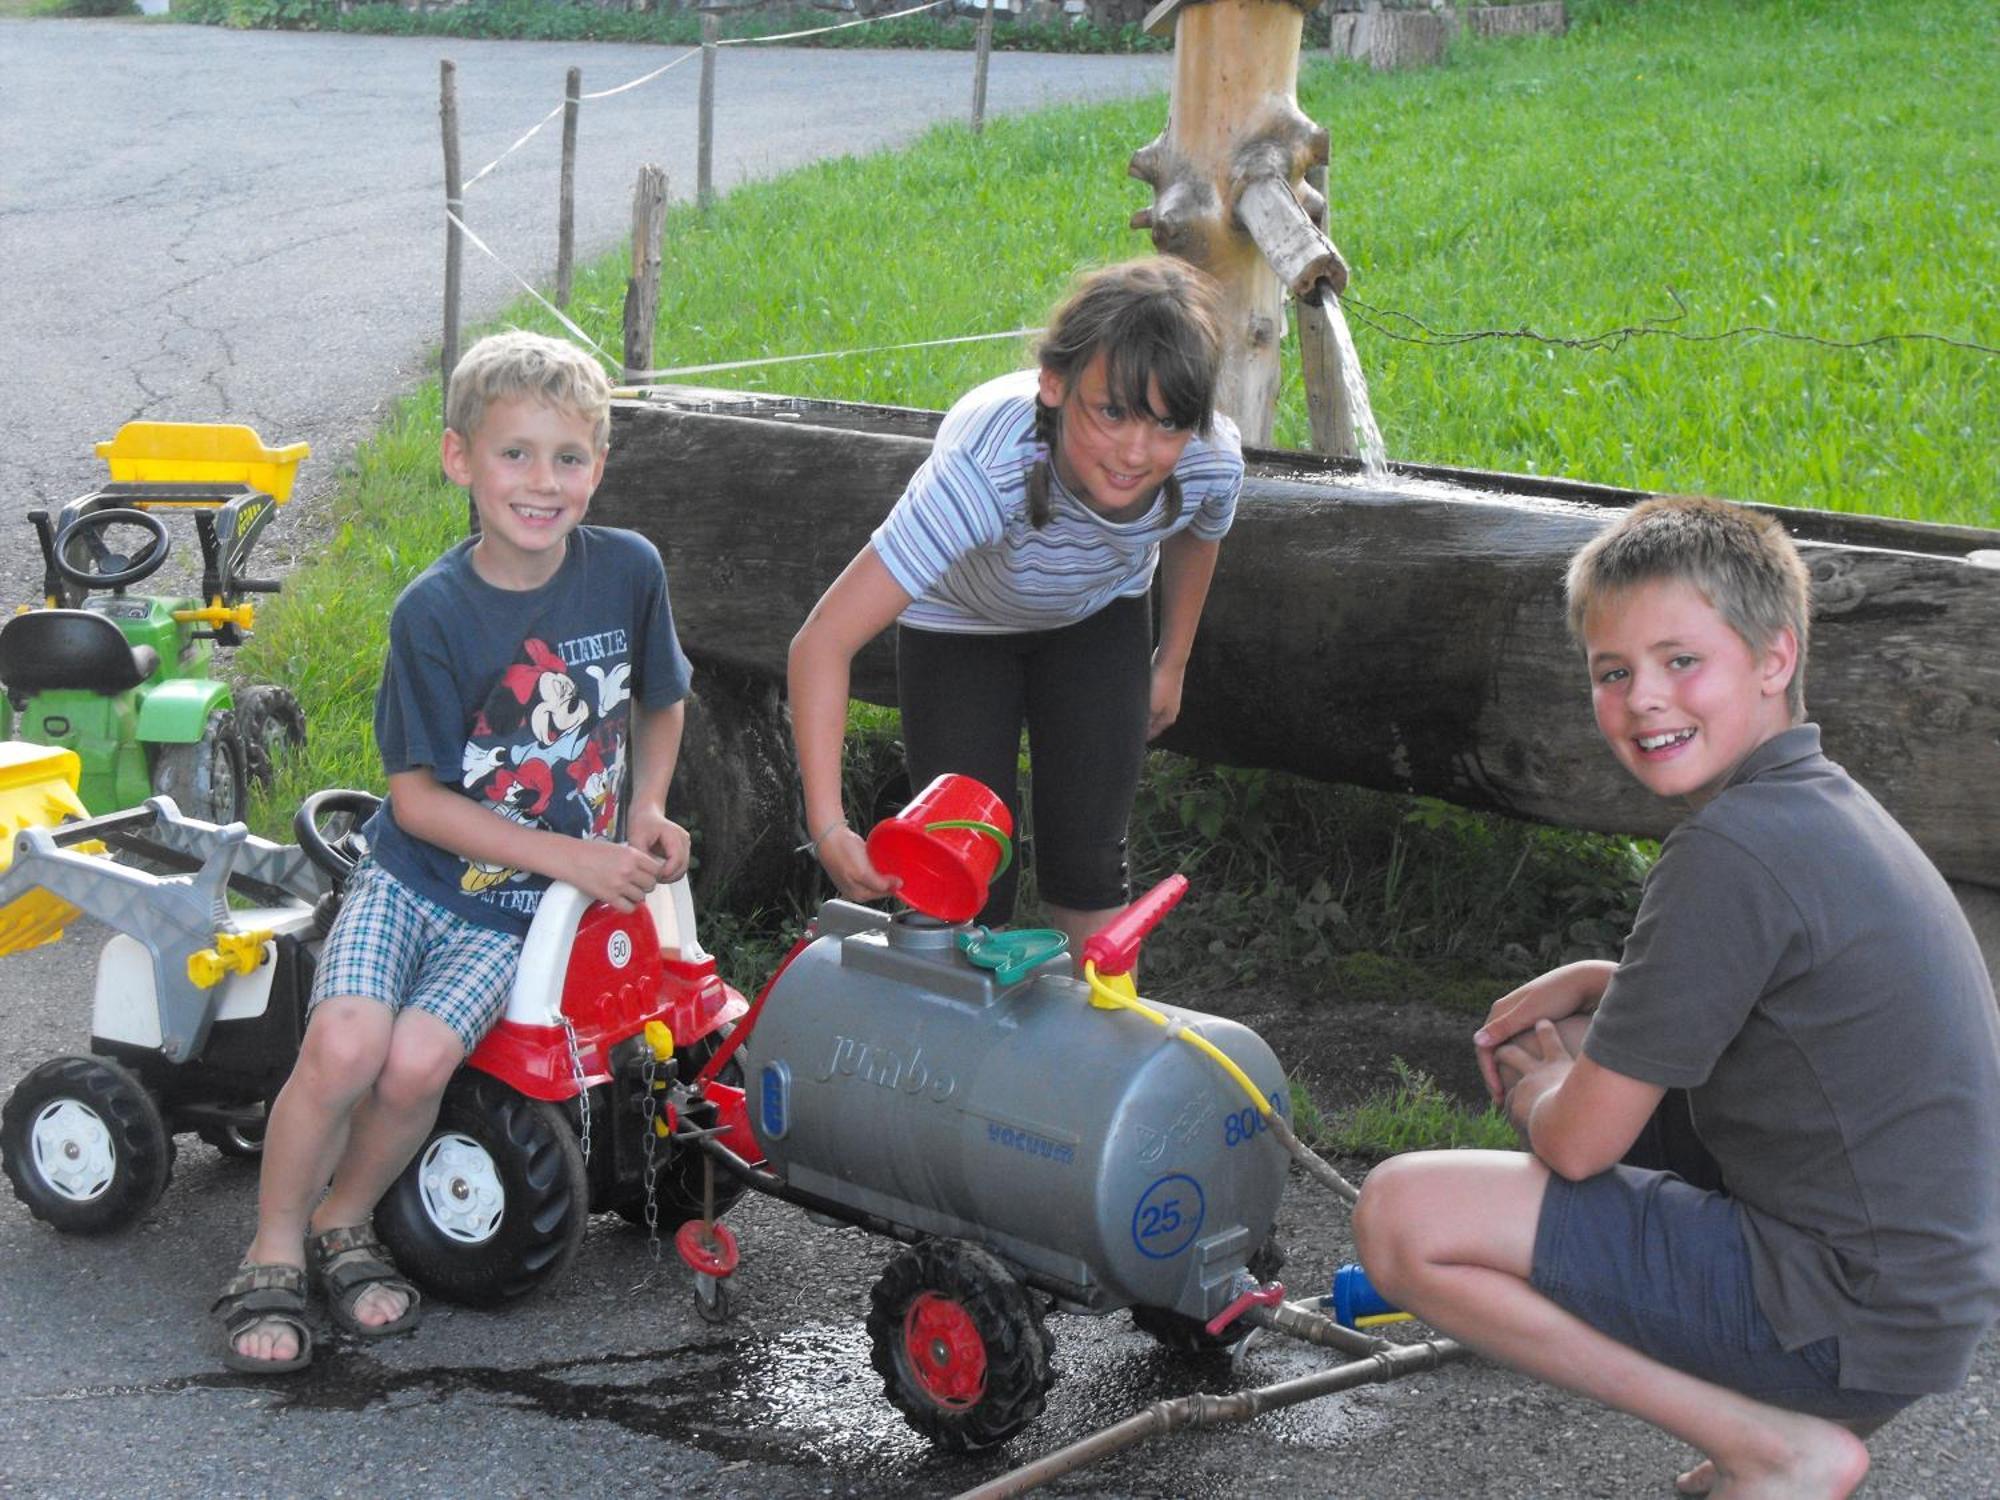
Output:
[1238, 176, 1348, 300]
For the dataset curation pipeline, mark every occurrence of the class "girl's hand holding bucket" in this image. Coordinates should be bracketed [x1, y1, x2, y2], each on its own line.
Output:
[813, 823, 902, 904]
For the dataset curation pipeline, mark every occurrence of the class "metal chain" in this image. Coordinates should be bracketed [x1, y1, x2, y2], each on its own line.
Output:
[638, 1047, 663, 1262]
[561, 1017, 592, 1169]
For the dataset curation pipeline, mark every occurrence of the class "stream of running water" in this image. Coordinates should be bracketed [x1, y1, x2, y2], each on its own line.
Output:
[1324, 295, 1390, 483]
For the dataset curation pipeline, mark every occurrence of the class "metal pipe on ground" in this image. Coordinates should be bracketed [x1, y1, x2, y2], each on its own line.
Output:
[950, 1338, 1467, 1500]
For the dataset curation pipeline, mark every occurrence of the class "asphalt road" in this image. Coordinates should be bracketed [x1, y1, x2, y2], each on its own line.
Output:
[4, 18, 1999, 1500]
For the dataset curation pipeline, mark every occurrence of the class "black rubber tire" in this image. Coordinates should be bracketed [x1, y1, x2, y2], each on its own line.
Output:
[611, 1036, 748, 1230]
[1128, 1237, 1288, 1354]
[1, 1056, 173, 1234]
[866, 1239, 1054, 1452]
[374, 1071, 588, 1307]
[237, 684, 307, 790]
[154, 708, 246, 825]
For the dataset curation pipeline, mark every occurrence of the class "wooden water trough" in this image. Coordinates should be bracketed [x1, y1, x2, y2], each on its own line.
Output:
[593, 384, 2000, 930]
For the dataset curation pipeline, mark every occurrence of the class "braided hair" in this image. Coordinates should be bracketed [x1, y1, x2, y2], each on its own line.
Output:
[1025, 257, 1225, 530]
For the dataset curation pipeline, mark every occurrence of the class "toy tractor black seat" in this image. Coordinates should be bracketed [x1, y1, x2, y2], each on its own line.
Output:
[0, 610, 160, 699]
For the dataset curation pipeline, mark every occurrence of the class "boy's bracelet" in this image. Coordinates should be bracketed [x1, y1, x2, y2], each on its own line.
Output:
[796, 817, 849, 857]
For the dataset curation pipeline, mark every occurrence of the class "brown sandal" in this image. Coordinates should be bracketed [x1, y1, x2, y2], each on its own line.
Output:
[214, 1262, 314, 1373]
[306, 1223, 423, 1338]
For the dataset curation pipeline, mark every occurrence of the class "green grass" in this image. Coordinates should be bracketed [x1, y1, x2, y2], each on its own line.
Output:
[238, 0, 1995, 1002]
[1324, 1058, 1520, 1160]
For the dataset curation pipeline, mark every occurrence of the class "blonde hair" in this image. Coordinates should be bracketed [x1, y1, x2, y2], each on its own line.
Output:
[1027, 257, 1225, 530]
[445, 331, 613, 452]
[1565, 495, 1812, 719]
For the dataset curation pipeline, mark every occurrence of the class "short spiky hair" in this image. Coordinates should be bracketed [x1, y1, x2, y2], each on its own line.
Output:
[1565, 495, 1813, 719]
[445, 331, 613, 452]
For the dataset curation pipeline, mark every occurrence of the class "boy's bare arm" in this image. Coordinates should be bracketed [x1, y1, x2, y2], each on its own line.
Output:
[1474, 959, 1616, 1101]
[388, 769, 667, 912]
[625, 699, 690, 881]
[1498, 1019, 1664, 1181]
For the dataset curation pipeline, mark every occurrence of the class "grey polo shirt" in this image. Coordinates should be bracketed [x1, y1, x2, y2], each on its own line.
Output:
[1585, 725, 2000, 1394]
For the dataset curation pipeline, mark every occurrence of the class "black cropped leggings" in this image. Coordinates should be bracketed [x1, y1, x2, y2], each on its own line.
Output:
[896, 593, 1151, 923]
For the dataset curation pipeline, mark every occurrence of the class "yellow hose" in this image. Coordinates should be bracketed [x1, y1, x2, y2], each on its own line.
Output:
[1083, 961, 1273, 1117]
[1082, 959, 1360, 1206]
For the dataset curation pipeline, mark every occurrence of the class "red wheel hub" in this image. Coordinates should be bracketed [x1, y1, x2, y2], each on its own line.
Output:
[902, 1291, 987, 1409]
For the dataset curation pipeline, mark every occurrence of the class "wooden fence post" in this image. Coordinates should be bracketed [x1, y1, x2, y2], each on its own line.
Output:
[698, 14, 718, 208]
[624, 164, 669, 383]
[556, 66, 581, 309]
[971, 0, 994, 133]
[440, 59, 463, 418]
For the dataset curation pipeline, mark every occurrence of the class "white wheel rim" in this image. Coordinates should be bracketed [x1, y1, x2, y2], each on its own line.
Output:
[415, 1132, 504, 1244]
[30, 1099, 116, 1202]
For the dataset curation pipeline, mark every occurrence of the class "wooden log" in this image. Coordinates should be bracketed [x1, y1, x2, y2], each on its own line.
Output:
[698, 13, 718, 209]
[1465, 1, 1565, 39]
[972, 0, 994, 134]
[592, 387, 2000, 893]
[1366, 7, 1448, 69]
[622, 165, 667, 383]
[556, 66, 581, 310]
[439, 59, 463, 416]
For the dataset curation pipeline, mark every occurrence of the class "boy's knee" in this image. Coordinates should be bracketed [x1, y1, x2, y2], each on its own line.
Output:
[297, 1002, 392, 1091]
[1353, 1156, 1422, 1282]
[376, 1023, 464, 1112]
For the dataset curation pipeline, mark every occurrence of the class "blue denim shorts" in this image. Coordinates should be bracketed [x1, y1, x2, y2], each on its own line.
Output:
[310, 858, 523, 1052]
[1532, 1165, 1914, 1424]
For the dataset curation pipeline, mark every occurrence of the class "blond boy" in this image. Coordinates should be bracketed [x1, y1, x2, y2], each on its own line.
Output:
[1355, 496, 2000, 1497]
[217, 332, 692, 1372]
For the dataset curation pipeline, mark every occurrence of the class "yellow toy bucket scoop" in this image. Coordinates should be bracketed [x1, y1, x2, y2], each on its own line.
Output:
[94, 422, 310, 504]
[0, 743, 93, 956]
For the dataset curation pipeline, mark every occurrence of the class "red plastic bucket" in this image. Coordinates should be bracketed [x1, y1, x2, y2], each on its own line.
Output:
[865, 773, 1014, 923]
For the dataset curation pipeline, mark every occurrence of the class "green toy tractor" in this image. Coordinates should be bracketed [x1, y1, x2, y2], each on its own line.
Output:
[0, 423, 310, 825]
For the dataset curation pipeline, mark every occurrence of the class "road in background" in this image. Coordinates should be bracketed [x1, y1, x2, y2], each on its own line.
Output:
[0, 19, 1167, 603]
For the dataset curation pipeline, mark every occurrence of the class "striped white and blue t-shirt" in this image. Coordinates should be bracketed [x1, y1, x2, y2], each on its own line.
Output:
[871, 370, 1244, 635]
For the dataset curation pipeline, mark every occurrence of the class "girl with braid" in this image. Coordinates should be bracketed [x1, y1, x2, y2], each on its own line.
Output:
[789, 257, 1242, 946]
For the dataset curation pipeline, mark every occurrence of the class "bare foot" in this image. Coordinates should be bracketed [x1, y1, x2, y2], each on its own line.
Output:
[1707, 1411, 1869, 1499]
[348, 1279, 412, 1329]
[1677, 1458, 1717, 1495]
[233, 1317, 304, 1365]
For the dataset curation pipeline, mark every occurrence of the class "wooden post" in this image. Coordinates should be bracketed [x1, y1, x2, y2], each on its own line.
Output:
[1131, 0, 1346, 445]
[698, 13, 718, 208]
[556, 66, 581, 309]
[623, 165, 668, 383]
[971, 0, 994, 134]
[439, 59, 463, 419]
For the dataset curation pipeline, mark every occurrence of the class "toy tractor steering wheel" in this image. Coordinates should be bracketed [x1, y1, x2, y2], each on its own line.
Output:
[294, 788, 382, 882]
[53, 507, 172, 590]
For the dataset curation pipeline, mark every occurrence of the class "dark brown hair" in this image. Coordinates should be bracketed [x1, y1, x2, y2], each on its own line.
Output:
[1026, 257, 1225, 528]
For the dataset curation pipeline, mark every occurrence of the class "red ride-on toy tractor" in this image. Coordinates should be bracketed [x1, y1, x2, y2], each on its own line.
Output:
[0, 770, 752, 1307]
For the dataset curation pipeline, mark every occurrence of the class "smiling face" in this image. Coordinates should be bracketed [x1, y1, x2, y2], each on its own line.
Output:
[1039, 352, 1195, 519]
[1583, 577, 1799, 808]
[442, 393, 606, 590]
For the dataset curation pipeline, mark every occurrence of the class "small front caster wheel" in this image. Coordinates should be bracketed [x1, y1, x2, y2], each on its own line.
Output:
[1, 1056, 173, 1234]
[866, 1239, 1054, 1452]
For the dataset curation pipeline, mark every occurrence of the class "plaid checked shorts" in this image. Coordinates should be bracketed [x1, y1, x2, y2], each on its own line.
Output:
[310, 857, 523, 1052]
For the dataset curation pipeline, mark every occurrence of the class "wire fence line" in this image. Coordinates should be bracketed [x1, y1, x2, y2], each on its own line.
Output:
[440, 0, 974, 393]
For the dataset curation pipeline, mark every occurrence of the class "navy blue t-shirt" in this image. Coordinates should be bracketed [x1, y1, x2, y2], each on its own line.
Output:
[364, 526, 692, 935]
